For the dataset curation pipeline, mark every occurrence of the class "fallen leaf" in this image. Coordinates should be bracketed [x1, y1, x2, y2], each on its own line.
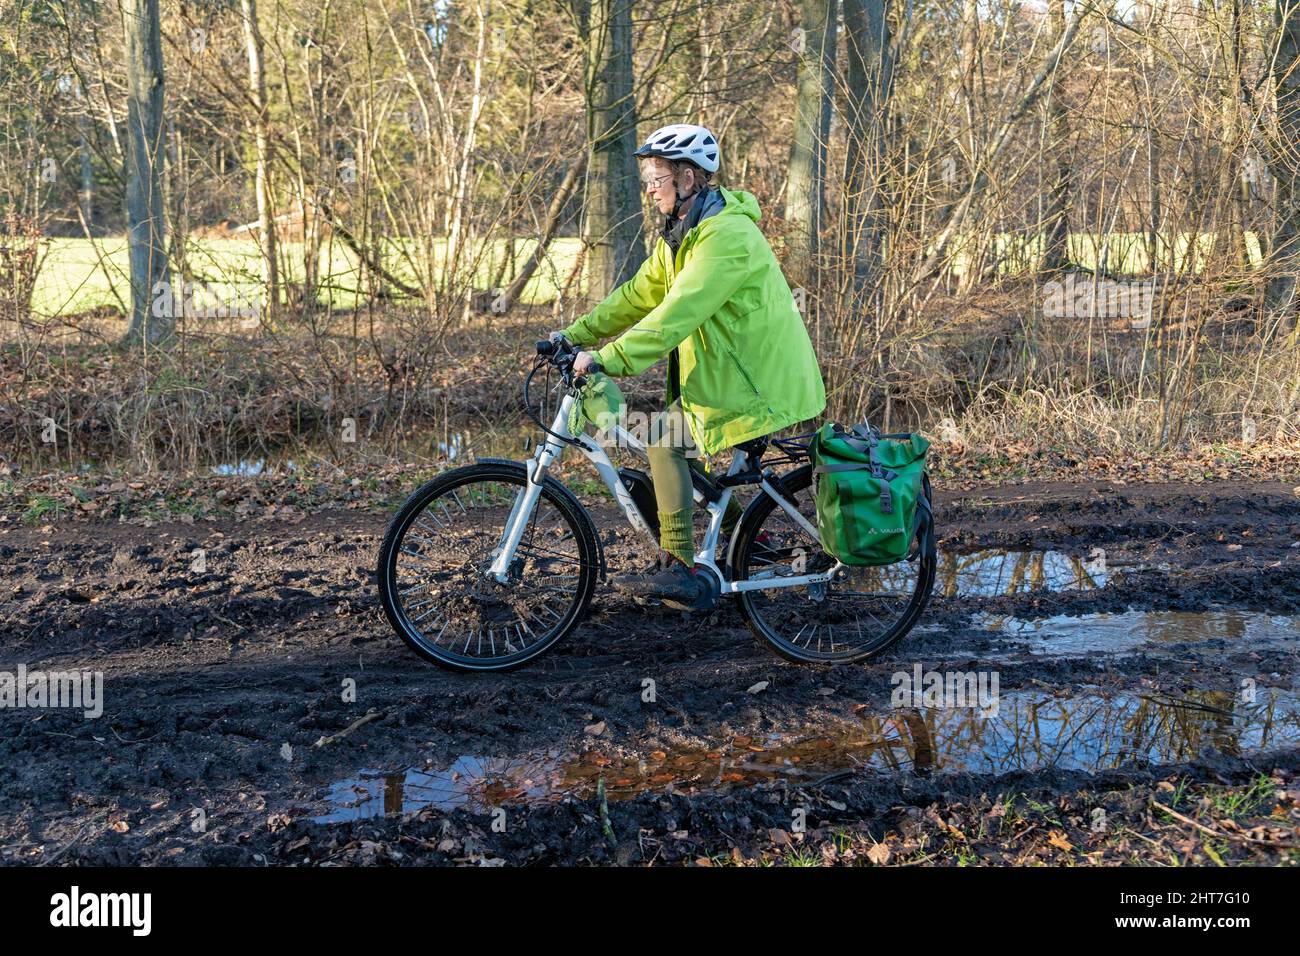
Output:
[1048, 831, 1074, 852]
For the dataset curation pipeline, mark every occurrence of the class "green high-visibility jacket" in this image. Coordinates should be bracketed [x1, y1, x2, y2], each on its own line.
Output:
[562, 185, 826, 457]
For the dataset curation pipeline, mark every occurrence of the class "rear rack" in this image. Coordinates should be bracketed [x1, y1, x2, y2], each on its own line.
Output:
[767, 431, 815, 465]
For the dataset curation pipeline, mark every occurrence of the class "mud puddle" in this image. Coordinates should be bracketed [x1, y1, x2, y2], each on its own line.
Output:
[311, 688, 1300, 823]
[966, 609, 1300, 660]
[936, 547, 1115, 597]
[4, 477, 1298, 865]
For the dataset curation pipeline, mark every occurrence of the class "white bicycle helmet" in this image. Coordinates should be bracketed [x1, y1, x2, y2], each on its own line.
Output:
[633, 123, 720, 173]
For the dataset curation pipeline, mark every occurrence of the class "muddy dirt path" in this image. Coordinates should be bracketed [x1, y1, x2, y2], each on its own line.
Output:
[2, 479, 1298, 865]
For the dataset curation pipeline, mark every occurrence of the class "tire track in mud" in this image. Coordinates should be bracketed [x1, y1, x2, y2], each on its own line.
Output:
[1, 479, 1297, 864]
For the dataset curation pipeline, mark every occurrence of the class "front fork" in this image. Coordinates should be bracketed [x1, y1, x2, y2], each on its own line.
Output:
[486, 392, 577, 582]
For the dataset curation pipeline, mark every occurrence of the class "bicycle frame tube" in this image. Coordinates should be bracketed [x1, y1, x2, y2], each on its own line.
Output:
[486, 392, 577, 581]
[717, 475, 844, 594]
[487, 390, 845, 592]
[571, 431, 657, 543]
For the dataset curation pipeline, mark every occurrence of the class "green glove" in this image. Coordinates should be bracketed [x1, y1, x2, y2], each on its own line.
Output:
[568, 371, 626, 436]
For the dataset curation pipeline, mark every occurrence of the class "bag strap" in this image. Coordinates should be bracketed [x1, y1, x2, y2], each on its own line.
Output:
[831, 424, 888, 479]
[819, 462, 897, 514]
[906, 476, 936, 561]
[813, 462, 898, 481]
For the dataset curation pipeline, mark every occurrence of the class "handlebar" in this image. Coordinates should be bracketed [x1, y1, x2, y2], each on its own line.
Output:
[535, 337, 603, 389]
[523, 335, 607, 447]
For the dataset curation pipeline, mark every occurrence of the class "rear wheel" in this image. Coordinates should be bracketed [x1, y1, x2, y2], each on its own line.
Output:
[377, 462, 599, 672]
[729, 464, 935, 664]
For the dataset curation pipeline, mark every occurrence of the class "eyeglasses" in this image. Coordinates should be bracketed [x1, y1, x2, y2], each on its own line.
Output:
[641, 173, 672, 191]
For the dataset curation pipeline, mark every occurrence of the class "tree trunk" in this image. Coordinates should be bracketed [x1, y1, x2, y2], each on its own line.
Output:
[842, 0, 893, 300]
[121, 0, 173, 345]
[583, 0, 644, 296]
[448, 0, 489, 299]
[240, 0, 278, 320]
[1267, 0, 1300, 317]
[1040, 1, 1072, 274]
[784, 0, 838, 288]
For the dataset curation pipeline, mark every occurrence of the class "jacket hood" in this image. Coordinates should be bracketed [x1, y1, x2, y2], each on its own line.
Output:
[718, 185, 761, 223]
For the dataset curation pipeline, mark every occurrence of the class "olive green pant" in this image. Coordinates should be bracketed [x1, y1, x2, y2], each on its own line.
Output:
[645, 401, 743, 567]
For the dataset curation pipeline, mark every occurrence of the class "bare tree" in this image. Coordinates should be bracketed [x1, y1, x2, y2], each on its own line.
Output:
[1039, 0, 1072, 274]
[841, 0, 894, 300]
[120, 0, 172, 345]
[240, 0, 278, 319]
[581, 0, 644, 295]
[1268, 0, 1300, 318]
[784, 0, 838, 287]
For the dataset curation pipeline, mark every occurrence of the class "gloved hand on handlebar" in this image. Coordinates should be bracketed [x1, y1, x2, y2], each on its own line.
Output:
[545, 331, 598, 374]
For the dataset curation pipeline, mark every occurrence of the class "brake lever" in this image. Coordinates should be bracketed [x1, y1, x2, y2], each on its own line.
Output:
[573, 361, 604, 390]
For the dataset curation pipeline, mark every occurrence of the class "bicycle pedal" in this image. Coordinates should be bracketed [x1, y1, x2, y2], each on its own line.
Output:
[661, 569, 721, 613]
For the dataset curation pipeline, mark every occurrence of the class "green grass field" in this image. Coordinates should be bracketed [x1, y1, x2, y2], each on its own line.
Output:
[28, 229, 1263, 318]
[946, 229, 1265, 277]
[31, 235, 589, 317]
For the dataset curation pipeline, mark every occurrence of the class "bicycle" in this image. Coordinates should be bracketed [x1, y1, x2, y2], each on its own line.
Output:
[377, 337, 936, 672]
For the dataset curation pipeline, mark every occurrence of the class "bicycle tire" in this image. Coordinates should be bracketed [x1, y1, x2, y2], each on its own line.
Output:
[377, 461, 600, 672]
[728, 464, 936, 664]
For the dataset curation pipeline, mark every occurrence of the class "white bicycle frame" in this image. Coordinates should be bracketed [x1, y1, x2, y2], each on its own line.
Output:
[487, 390, 847, 592]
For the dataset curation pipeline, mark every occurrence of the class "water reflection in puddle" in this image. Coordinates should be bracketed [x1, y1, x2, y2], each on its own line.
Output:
[211, 458, 300, 477]
[937, 548, 1110, 597]
[313, 689, 1300, 823]
[206, 429, 531, 478]
[973, 610, 1300, 658]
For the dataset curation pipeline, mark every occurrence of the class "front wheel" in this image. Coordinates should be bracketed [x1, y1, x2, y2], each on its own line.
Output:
[728, 464, 936, 664]
[377, 461, 600, 672]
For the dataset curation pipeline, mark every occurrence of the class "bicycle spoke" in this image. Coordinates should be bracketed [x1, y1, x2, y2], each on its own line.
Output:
[385, 472, 591, 667]
[736, 468, 934, 663]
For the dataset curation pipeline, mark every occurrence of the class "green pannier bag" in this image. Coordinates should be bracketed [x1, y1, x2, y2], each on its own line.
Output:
[809, 422, 934, 566]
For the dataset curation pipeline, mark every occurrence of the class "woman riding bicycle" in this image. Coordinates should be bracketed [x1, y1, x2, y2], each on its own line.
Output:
[551, 122, 826, 611]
